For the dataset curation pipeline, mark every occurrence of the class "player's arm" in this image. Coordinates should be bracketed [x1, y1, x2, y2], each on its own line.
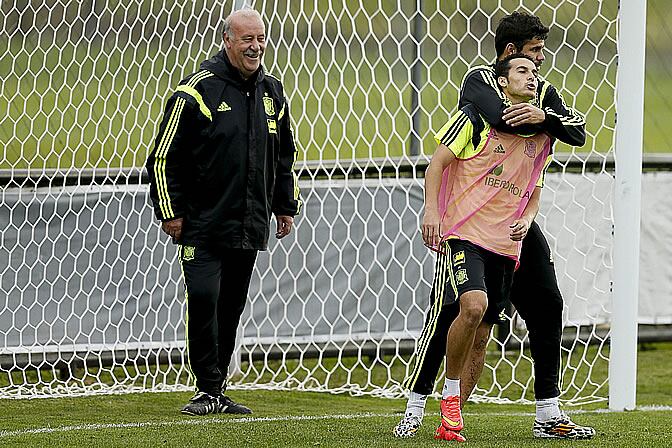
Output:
[460, 67, 546, 135]
[459, 68, 511, 128]
[502, 81, 585, 146]
[423, 144, 457, 247]
[510, 154, 553, 241]
[536, 84, 586, 146]
[271, 95, 302, 239]
[423, 110, 474, 247]
[510, 187, 542, 241]
[146, 90, 208, 239]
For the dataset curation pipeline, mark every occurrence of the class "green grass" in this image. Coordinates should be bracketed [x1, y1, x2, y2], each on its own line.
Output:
[1, 0, 670, 170]
[0, 342, 670, 446]
[0, 389, 669, 447]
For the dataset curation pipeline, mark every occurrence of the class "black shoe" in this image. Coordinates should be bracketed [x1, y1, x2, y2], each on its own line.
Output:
[220, 395, 252, 414]
[181, 392, 224, 416]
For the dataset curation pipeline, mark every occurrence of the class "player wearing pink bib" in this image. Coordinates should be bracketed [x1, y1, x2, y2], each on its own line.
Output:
[395, 12, 595, 442]
[422, 54, 548, 442]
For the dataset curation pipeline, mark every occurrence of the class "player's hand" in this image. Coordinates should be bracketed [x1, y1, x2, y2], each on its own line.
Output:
[275, 215, 294, 239]
[509, 217, 531, 241]
[161, 217, 183, 241]
[421, 209, 441, 247]
[503, 103, 545, 126]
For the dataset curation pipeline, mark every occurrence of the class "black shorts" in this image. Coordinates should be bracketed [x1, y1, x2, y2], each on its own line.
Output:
[437, 239, 516, 325]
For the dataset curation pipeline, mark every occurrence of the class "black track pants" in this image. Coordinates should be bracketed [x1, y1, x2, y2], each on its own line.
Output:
[179, 245, 257, 395]
[509, 221, 563, 399]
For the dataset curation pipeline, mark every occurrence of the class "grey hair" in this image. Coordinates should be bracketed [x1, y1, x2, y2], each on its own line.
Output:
[223, 8, 263, 39]
[223, 18, 232, 37]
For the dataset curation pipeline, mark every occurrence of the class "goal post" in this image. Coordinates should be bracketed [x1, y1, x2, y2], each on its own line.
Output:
[0, 0, 645, 406]
[610, 0, 646, 412]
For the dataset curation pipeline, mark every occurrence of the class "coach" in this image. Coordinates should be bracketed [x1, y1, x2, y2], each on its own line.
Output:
[146, 8, 302, 416]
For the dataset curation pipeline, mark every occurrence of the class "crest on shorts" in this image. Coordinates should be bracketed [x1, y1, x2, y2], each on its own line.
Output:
[263, 96, 275, 116]
[183, 246, 195, 261]
[452, 251, 465, 265]
[455, 268, 468, 285]
[524, 140, 536, 158]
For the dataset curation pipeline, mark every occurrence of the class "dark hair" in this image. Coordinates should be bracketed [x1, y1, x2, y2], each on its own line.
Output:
[494, 11, 549, 57]
[494, 53, 536, 79]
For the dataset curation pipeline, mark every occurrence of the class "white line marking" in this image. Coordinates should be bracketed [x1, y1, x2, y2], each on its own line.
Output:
[0, 413, 396, 439]
[1, 406, 671, 439]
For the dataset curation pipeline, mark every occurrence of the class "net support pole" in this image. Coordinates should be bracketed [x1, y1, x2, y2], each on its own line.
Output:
[609, 0, 646, 412]
[409, 0, 423, 156]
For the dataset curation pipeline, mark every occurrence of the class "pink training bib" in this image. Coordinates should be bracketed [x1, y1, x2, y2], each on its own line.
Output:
[439, 128, 552, 262]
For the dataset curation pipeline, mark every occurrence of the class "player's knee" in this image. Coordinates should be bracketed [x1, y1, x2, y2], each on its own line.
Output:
[538, 290, 563, 323]
[458, 291, 487, 326]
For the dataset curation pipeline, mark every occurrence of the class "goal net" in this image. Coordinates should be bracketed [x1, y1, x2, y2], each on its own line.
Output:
[1, 0, 617, 404]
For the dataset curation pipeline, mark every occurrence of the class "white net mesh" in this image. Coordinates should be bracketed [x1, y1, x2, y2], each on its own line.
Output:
[1, 0, 617, 403]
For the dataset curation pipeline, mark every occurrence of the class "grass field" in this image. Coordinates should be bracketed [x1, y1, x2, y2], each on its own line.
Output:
[0, 342, 670, 447]
[1, 393, 671, 447]
[1, 0, 670, 170]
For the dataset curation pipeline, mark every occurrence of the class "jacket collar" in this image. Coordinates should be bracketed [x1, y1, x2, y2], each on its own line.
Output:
[200, 49, 265, 87]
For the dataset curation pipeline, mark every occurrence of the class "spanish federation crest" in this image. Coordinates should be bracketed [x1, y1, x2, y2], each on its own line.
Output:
[455, 268, 469, 285]
[182, 246, 195, 261]
[524, 140, 537, 158]
[263, 96, 275, 116]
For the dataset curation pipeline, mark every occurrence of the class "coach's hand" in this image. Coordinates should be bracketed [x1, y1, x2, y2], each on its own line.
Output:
[503, 103, 545, 126]
[162, 217, 183, 241]
[509, 217, 531, 241]
[275, 215, 294, 239]
[421, 209, 441, 248]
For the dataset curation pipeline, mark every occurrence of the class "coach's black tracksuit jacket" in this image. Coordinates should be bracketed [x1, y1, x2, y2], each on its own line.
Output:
[146, 50, 302, 251]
